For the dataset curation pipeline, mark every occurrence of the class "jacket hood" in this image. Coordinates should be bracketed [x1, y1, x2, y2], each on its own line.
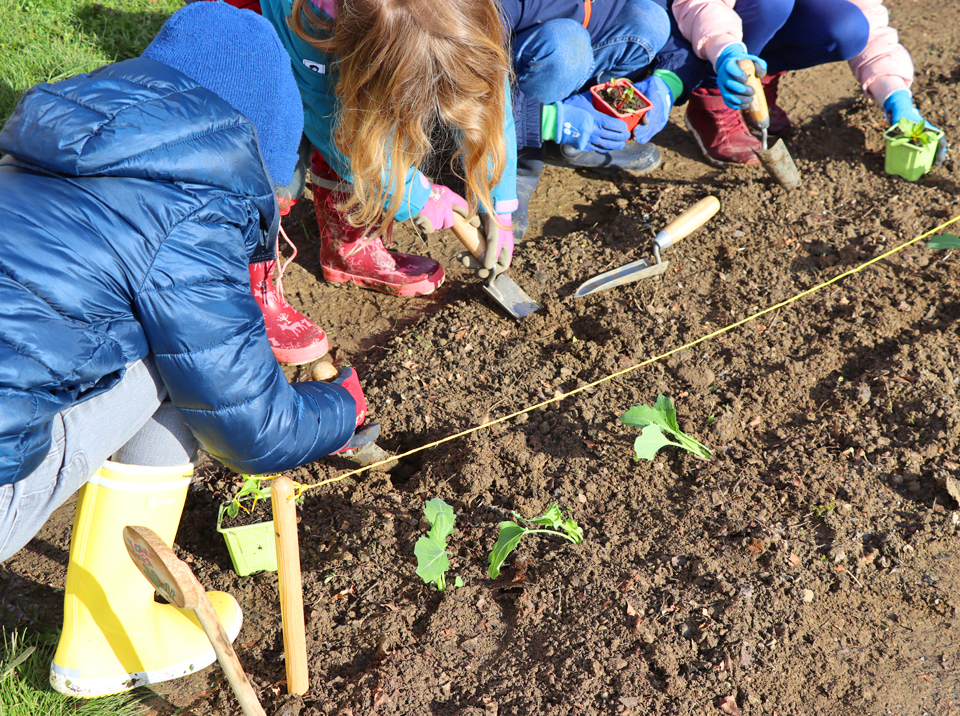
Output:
[0, 58, 278, 253]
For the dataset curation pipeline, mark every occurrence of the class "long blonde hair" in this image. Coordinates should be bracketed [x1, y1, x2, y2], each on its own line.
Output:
[291, 0, 510, 227]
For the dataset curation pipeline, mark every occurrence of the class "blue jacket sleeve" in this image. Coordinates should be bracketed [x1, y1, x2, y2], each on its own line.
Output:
[492, 77, 519, 214]
[261, 0, 431, 221]
[136, 214, 356, 474]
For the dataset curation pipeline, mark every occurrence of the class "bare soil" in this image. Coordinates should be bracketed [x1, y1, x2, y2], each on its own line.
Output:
[5, 2, 960, 714]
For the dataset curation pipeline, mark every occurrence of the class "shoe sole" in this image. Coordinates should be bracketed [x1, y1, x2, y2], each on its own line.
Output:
[684, 114, 760, 167]
[322, 265, 445, 297]
[272, 334, 331, 366]
[542, 146, 661, 176]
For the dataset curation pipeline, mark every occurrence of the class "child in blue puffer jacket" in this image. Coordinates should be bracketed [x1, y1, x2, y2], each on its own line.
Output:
[0, 2, 371, 564]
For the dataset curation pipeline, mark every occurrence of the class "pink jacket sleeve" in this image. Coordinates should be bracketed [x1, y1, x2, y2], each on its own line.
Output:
[672, 0, 914, 105]
[847, 0, 913, 105]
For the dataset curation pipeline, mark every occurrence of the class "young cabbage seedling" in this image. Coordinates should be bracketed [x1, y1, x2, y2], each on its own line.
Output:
[414, 498, 462, 592]
[225, 475, 268, 520]
[488, 503, 584, 579]
[887, 118, 941, 149]
[620, 394, 712, 461]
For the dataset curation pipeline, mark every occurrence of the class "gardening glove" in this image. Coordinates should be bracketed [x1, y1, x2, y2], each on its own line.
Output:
[411, 178, 470, 234]
[552, 91, 630, 153]
[883, 89, 948, 165]
[714, 43, 767, 110]
[331, 366, 367, 429]
[630, 75, 673, 145]
[458, 213, 515, 278]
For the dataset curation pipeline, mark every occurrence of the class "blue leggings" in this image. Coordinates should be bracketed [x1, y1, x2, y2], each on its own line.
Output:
[651, 0, 870, 97]
[736, 0, 870, 72]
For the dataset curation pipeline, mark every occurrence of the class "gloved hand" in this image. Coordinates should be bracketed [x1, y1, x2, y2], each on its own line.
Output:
[331, 366, 367, 429]
[411, 179, 469, 233]
[884, 89, 948, 165]
[630, 75, 673, 145]
[456, 213, 514, 279]
[555, 91, 630, 153]
[714, 43, 767, 110]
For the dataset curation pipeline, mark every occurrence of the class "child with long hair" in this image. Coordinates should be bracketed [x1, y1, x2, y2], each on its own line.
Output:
[260, 0, 675, 292]
[669, 0, 949, 166]
[262, 0, 518, 295]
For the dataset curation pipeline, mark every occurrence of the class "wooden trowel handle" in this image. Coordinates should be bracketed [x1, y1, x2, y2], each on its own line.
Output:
[654, 196, 721, 252]
[737, 59, 768, 129]
[451, 212, 487, 259]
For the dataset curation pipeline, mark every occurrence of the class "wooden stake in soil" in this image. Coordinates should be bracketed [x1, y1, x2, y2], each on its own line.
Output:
[271, 476, 309, 695]
[121, 526, 267, 716]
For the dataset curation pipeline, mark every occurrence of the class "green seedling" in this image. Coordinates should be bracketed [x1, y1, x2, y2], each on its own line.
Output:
[414, 498, 462, 592]
[620, 395, 712, 461]
[887, 118, 940, 149]
[926, 233, 960, 250]
[225, 475, 267, 520]
[488, 503, 584, 579]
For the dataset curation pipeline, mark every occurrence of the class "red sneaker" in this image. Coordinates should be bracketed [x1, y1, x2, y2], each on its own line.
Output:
[310, 153, 444, 297]
[249, 228, 330, 365]
[685, 87, 761, 165]
[762, 72, 793, 138]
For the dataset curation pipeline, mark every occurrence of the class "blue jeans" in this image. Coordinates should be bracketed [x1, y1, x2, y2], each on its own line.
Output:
[513, 0, 671, 103]
[0, 357, 197, 562]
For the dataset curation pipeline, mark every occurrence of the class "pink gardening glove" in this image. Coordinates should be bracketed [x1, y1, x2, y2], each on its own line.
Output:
[411, 181, 469, 234]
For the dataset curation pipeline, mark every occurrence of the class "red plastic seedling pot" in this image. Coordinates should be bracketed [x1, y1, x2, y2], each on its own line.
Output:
[590, 78, 653, 133]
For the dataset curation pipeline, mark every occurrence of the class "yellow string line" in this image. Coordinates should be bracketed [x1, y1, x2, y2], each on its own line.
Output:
[293, 214, 960, 498]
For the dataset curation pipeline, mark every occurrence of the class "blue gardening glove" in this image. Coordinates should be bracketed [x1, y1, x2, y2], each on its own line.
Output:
[630, 75, 673, 145]
[715, 43, 767, 110]
[555, 91, 630, 153]
[884, 89, 948, 165]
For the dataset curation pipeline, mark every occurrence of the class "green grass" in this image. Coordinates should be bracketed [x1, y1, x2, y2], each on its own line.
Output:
[0, 628, 146, 716]
[0, 0, 183, 125]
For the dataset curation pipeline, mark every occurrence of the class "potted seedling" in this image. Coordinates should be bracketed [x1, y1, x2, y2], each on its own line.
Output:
[883, 118, 944, 181]
[216, 475, 278, 577]
[590, 78, 653, 132]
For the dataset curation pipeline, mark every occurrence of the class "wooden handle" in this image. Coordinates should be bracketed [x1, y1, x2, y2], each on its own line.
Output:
[737, 59, 768, 129]
[653, 196, 721, 252]
[271, 477, 309, 695]
[450, 212, 487, 259]
[123, 526, 266, 716]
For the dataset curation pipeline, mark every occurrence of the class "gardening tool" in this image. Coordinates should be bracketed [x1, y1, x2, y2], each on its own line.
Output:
[270, 476, 308, 696]
[738, 60, 801, 191]
[573, 196, 721, 298]
[122, 525, 267, 716]
[450, 213, 540, 319]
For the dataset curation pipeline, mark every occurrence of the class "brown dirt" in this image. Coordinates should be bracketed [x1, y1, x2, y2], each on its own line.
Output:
[5, 2, 960, 714]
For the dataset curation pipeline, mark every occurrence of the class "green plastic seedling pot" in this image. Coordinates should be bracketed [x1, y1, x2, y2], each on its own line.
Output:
[217, 487, 277, 577]
[590, 78, 652, 133]
[883, 125, 943, 181]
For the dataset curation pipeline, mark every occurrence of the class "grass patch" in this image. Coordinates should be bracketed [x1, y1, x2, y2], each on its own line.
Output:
[0, 627, 146, 716]
[0, 0, 183, 125]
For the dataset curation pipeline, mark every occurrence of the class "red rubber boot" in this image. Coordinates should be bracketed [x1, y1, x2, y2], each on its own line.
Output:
[685, 86, 762, 166]
[310, 153, 444, 297]
[761, 72, 793, 138]
[249, 227, 329, 365]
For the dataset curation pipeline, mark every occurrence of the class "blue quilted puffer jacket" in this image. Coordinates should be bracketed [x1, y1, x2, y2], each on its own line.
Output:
[0, 57, 355, 485]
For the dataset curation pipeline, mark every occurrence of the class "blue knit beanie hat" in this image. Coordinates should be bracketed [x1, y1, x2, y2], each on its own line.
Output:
[142, 2, 303, 187]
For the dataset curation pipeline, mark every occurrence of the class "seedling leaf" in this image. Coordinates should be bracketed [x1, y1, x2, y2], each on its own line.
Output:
[414, 498, 458, 591]
[488, 503, 584, 579]
[926, 233, 960, 250]
[621, 395, 711, 460]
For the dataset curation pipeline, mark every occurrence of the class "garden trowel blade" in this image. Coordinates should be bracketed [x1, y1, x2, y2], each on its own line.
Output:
[574, 257, 670, 298]
[483, 273, 540, 319]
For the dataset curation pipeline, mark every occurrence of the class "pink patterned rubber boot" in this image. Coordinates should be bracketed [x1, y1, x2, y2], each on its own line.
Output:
[310, 153, 444, 297]
[685, 86, 762, 165]
[249, 228, 329, 365]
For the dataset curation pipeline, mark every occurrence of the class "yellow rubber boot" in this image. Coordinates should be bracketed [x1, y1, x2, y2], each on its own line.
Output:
[50, 461, 243, 698]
